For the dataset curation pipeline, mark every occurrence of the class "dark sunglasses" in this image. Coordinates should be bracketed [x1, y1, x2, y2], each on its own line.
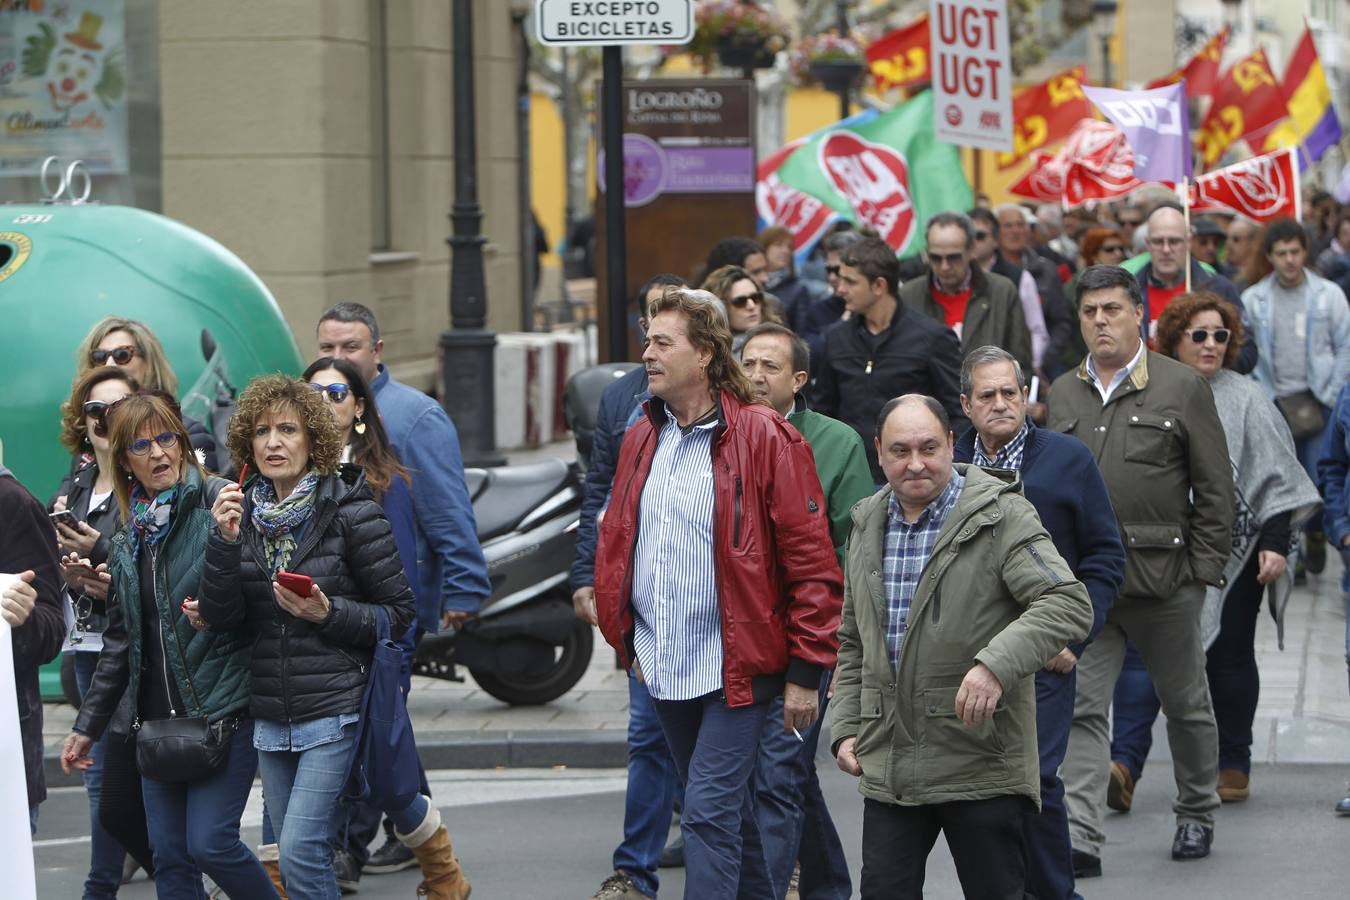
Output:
[127, 431, 179, 457]
[825, 264, 841, 277]
[973, 230, 991, 241]
[1099, 244, 1126, 255]
[82, 400, 111, 437]
[1118, 217, 1142, 227]
[89, 345, 138, 366]
[309, 382, 351, 404]
[729, 292, 763, 308]
[1189, 328, 1230, 344]
[929, 252, 966, 266]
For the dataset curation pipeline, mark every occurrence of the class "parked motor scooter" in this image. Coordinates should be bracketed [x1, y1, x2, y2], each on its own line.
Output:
[412, 457, 590, 705]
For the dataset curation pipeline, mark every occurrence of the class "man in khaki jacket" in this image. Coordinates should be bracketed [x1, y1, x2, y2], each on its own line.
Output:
[1048, 264, 1234, 871]
[831, 394, 1092, 898]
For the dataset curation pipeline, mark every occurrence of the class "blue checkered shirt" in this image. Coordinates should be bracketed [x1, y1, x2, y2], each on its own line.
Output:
[883, 471, 966, 670]
[972, 420, 1030, 471]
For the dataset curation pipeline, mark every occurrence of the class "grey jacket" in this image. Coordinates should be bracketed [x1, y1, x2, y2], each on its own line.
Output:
[1047, 351, 1234, 600]
[899, 266, 1033, 374]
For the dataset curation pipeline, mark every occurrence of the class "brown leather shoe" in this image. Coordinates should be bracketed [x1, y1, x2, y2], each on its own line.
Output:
[1107, 761, 1135, 812]
[1218, 768, 1250, 802]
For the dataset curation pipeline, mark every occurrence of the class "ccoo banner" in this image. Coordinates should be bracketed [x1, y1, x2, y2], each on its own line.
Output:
[929, 0, 1013, 152]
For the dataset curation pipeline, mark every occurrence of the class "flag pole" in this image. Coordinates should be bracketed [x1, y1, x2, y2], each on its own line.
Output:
[1182, 175, 1192, 291]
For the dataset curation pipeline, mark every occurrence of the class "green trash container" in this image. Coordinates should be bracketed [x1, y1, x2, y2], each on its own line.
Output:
[0, 203, 304, 700]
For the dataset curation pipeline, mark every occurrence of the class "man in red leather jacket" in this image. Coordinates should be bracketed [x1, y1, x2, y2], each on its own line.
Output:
[595, 286, 843, 900]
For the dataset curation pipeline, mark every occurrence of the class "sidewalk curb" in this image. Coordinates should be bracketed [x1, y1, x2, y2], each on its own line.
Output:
[44, 729, 629, 789]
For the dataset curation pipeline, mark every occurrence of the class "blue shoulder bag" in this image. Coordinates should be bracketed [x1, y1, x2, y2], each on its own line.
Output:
[345, 604, 421, 810]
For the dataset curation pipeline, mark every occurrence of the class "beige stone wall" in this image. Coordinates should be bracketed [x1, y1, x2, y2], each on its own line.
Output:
[160, 0, 523, 388]
[1119, 0, 1176, 88]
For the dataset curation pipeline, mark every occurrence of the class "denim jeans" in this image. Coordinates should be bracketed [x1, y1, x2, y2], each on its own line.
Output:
[1023, 668, 1080, 900]
[653, 691, 773, 900]
[258, 723, 360, 900]
[73, 651, 127, 900]
[140, 718, 276, 900]
[751, 672, 850, 900]
[612, 672, 680, 898]
[1295, 414, 1330, 533]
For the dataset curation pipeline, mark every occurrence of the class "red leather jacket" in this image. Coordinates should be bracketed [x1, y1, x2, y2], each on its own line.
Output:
[594, 390, 843, 707]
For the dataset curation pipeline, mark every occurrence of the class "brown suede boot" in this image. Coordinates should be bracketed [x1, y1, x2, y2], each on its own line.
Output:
[258, 842, 287, 899]
[397, 802, 470, 900]
[1218, 768, 1250, 802]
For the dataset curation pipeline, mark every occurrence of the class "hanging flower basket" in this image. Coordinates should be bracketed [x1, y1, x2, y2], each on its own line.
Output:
[717, 37, 779, 70]
[790, 32, 867, 89]
[672, 0, 790, 71]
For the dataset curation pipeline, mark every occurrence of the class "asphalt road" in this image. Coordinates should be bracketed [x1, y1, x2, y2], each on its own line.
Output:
[34, 762, 1350, 898]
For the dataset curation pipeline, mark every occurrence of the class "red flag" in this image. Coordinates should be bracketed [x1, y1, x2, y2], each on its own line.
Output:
[1196, 48, 1289, 168]
[997, 67, 1093, 170]
[1189, 147, 1301, 223]
[1008, 119, 1142, 208]
[865, 16, 930, 93]
[1147, 26, 1229, 96]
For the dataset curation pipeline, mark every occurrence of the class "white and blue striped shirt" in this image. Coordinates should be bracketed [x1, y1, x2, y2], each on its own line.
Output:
[630, 409, 723, 701]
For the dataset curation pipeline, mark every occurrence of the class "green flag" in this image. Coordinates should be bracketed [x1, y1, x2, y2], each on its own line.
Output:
[775, 90, 972, 256]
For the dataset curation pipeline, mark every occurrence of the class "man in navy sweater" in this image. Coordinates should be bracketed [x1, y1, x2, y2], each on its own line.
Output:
[954, 346, 1125, 900]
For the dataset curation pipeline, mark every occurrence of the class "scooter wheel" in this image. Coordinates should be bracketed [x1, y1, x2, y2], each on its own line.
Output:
[470, 619, 594, 705]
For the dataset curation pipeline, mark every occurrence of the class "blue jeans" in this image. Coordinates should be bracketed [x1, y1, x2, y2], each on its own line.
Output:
[613, 672, 680, 898]
[653, 691, 773, 900]
[259, 724, 360, 900]
[1296, 414, 1331, 533]
[1024, 668, 1080, 900]
[1108, 642, 1158, 782]
[752, 673, 850, 900]
[139, 718, 276, 899]
[73, 651, 126, 900]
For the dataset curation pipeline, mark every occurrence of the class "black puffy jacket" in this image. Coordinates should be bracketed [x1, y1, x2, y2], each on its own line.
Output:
[198, 466, 415, 724]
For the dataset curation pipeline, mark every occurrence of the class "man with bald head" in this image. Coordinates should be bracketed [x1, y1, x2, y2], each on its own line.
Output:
[831, 393, 1092, 896]
[1225, 216, 1261, 289]
[1132, 204, 1258, 373]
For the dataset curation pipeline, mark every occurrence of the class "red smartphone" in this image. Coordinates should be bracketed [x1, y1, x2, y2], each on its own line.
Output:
[275, 571, 314, 596]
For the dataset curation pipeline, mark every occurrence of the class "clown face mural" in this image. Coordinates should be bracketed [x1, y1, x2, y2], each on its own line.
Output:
[21, 10, 124, 113]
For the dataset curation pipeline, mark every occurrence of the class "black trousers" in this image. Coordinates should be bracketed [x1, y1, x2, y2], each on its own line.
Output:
[861, 795, 1029, 900]
[98, 732, 156, 874]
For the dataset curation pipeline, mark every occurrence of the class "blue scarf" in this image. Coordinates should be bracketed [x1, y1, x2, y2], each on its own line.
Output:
[129, 483, 177, 561]
[249, 470, 321, 574]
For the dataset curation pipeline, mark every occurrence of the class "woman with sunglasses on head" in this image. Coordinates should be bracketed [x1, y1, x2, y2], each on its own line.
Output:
[196, 376, 459, 900]
[74, 316, 220, 472]
[299, 357, 456, 893]
[59, 391, 275, 899]
[702, 264, 778, 353]
[1104, 291, 1321, 808]
[53, 368, 159, 898]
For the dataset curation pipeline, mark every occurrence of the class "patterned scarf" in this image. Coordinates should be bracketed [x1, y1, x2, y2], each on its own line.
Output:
[129, 483, 177, 560]
[250, 469, 321, 574]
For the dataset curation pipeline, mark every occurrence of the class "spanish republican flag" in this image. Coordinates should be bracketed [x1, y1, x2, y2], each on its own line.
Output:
[1263, 27, 1342, 167]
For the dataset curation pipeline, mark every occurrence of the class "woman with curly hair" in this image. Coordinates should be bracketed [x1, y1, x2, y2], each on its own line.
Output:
[195, 376, 451, 900]
[1106, 292, 1321, 806]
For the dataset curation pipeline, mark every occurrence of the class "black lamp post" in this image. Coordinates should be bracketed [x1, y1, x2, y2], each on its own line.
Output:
[1092, 0, 1118, 87]
[835, 0, 852, 120]
[441, 0, 503, 466]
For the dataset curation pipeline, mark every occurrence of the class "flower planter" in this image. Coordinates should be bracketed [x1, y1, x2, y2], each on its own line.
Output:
[717, 39, 778, 70]
[808, 59, 865, 93]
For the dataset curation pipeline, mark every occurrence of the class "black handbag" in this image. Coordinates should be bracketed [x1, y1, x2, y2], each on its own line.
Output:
[135, 713, 238, 783]
[135, 626, 238, 782]
[1276, 390, 1326, 440]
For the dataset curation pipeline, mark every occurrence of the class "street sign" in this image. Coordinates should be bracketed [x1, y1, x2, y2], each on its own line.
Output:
[930, 0, 1013, 152]
[535, 0, 693, 47]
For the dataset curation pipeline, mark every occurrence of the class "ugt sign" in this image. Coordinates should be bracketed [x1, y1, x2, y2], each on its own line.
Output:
[930, 0, 1013, 152]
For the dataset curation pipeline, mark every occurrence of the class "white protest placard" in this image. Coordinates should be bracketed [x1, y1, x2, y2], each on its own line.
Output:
[930, 0, 1014, 152]
[535, 0, 693, 47]
[0, 574, 38, 900]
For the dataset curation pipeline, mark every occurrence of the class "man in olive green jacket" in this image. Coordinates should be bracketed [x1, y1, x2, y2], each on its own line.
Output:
[1048, 264, 1234, 870]
[831, 394, 1092, 897]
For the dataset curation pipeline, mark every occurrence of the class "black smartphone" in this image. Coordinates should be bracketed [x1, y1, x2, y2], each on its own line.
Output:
[49, 509, 78, 528]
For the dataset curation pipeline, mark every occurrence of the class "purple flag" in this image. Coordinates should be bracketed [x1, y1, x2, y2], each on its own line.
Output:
[1083, 82, 1192, 183]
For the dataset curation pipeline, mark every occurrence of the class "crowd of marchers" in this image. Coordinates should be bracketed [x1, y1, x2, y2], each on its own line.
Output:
[5, 189, 1350, 900]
